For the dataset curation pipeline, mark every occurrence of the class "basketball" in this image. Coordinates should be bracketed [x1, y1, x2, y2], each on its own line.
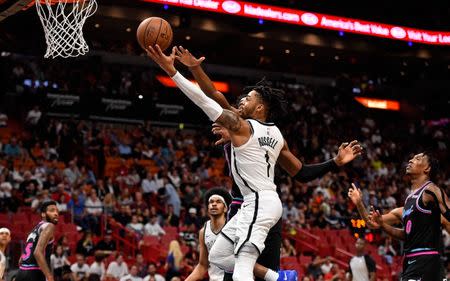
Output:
[136, 17, 173, 52]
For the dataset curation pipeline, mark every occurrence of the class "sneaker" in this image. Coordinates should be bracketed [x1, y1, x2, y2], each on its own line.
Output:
[277, 270, 298, 281]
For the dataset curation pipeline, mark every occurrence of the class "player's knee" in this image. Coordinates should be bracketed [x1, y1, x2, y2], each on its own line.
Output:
[209, 243, 233, 271]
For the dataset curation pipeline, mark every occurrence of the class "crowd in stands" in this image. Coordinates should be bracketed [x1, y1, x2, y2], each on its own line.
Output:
[0, 54, 449, 281]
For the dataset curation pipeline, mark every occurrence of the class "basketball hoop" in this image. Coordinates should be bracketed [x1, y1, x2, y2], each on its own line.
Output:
[34, 0, 97, 58]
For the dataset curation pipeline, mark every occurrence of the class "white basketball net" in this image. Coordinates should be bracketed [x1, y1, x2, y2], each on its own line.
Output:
[35, 0, 97, 58]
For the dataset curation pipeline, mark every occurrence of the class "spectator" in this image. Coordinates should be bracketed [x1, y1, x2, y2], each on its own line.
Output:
[184, 208, 201, 230]
[377, 236, 396, 265]
[0, 110, 7, 127]
[320, 256, 334, 275]
[70, 254, 90, 281]
[84, 191, 103, 234]
[127, 215, 144, 236]
[141, 172, 158, 196]
[283, 200, 299, 222]
[307, 256, 325, 280]
[164, 204, 179, 227]
[76, 231, 95, 257]
[348, 238, 376, 281]
[106, 253, 129, 279]
[144, 216, 166, 237]
[120, 265, 143, 281]
[89, 254, 106, 280]
[135, 253, 148, 278]
[95, 229, 116, 256]
[164, 240, 183, 281]
[26, 105, 42, 126]
[3, 137, 21, 158]
[324, 264, 345, 281]
[281, 238, 297, 257]
[58, 235, 72, 257]
[68, 191, 86, 226]
[143, 263, 165, 281]
[131, 192, 148, 215]
[161, 177, 180, 216]
[51, 245, 70, 280]
[64, 161, 81, 186]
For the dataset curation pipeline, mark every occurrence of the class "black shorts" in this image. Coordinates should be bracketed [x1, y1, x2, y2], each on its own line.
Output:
[15, 269, 45, 281]
[228, 202, 282, 280]
[401, 254, 442, 281]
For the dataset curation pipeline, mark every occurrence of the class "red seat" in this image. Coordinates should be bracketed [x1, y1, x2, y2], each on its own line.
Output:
[13, 213, 29, 223]
[142, 235, 159, 246]
[0, 213, 10, 222]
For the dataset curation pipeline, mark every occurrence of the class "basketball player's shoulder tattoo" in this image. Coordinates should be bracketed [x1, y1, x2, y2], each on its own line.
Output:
[217, 109, 242, 132]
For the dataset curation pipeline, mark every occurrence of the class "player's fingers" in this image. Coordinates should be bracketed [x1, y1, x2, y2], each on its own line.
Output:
[171, 46, 177, 57]
[198, 57, 206, 63]
[154, 44, 164, 56]
[349, 140, 359, 147]
[339, 142, 349, 150]
[179, 45, 186, 53]
[351, 183, 357, 189]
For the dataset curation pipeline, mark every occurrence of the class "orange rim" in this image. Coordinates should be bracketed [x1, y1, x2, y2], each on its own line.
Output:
[26, 0, 88, 9]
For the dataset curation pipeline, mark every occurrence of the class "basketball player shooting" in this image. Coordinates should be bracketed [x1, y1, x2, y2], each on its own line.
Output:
[146, 45, 362, 281]
[15, 201, 59, 281]
[173, 46, 363, 281]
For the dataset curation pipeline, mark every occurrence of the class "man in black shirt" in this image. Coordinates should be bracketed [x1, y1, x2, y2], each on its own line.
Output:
[95, 230, 116, 256]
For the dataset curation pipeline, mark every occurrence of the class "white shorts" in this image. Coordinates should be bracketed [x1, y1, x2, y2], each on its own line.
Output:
[221, 190, 282, 255]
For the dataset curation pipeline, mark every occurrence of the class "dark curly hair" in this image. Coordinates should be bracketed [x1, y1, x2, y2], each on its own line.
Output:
[422, 150, 439, 182]
[204, 187, 232, 209]
[244, 78, 287, 122]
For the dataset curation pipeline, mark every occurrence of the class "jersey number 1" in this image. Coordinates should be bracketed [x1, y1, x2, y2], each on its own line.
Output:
[265, 151, 271, 177]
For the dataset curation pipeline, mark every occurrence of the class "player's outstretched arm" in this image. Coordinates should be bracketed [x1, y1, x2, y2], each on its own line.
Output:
[175, 46, 237, 113]
[278, 140, 362, 182]
[185, 227, 208, 281]
[369, 206, 405, 241]
[34, 224, 55, 281]
[147, 45, 250, 144]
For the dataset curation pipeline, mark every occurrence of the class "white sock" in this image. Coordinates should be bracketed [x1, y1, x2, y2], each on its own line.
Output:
[264, 269, 279, 281]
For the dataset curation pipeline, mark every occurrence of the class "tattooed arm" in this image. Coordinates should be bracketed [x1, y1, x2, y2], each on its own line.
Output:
[34, 224, 55, 281]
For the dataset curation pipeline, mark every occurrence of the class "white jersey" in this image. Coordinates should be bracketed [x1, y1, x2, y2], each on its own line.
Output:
[231, 119, 284, 196]
[0, 250, 6, 279]
[204, 221, 224, 281]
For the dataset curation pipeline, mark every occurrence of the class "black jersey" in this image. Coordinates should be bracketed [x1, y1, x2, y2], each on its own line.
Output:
[402, 181, 441, 257]
[19, 221, 54, 271]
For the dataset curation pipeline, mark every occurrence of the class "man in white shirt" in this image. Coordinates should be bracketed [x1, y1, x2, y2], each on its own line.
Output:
[143, 263, 165, 281]
[347, 239, 376, 281]
[120, 265, 143, 281]
[70, 254, 90, 281]
[106, 253, 128, 279]
[84, 191, 103, 234]
[0, 228, 11, 281]
[144, 216, 166, 237]
[26, 106, 42, 126]
[141, 172, 159, 195]
[89, 254, 106, 279]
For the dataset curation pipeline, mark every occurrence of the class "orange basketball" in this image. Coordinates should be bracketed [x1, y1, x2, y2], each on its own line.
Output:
[136, 17, 173, 52]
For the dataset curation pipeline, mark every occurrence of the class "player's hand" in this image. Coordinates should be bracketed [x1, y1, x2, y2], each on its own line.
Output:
[212, 123, 230, 145]
[46, 275, 55, 281]
[334, 140, 363, 166]
[146, 45, 177, 77]
[368, 206, 383, 228]
[348, 183, 363, 205]
[175, 46, 205, 68]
